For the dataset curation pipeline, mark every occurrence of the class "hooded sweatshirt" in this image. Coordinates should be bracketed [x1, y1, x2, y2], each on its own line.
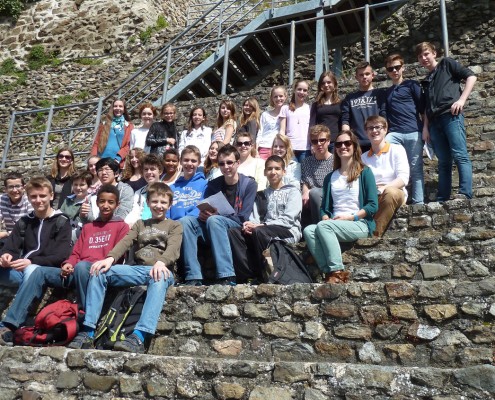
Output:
[168, 171, 207, 220]
[0, 210, 72, 267]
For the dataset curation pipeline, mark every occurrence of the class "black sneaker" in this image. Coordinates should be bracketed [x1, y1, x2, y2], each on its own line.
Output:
[182, 279, 203, 286]
[0, 326, 13, 346]
[114, 333, 145, 354]
[216, 277, 236, 286]
[67, 331, 94, 349]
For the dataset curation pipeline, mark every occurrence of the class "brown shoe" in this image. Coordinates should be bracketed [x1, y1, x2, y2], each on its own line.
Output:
[324, 270, 350, 284]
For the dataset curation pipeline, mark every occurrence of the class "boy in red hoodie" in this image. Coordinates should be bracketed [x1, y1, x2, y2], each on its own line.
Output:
[0, 184, 129, 346]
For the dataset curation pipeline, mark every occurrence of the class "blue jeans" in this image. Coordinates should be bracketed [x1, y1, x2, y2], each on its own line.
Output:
[387, 131, 424, 204]
[83, 265, 174, 335]
[180, 215, 240, 281]
[303, 220, 369, 273]
[0, 263, 39, 287]
[2, 262, 91, 329]
[294, 150, 312, 163]
[429, 113, 472, 201]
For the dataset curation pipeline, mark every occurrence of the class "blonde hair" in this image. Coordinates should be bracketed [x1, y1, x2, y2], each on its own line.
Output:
[240, 97, 261, 131]
[271, 133, 294, 167]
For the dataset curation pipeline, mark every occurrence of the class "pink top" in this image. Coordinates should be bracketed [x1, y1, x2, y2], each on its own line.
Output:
[281, 104, 311, 151]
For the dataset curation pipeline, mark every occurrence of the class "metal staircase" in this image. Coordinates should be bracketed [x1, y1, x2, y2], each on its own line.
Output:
[2, 0, 410, 168]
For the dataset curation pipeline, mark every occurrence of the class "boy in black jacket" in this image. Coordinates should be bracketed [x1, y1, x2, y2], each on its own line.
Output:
[0, 176, 72, 287]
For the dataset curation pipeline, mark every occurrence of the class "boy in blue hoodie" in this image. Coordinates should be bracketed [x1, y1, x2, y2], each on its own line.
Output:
[168, 145, 207, 220]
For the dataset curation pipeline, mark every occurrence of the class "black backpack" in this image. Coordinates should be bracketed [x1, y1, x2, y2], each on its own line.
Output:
[93, 286, 147, 350]
[264, 241, 313, 285]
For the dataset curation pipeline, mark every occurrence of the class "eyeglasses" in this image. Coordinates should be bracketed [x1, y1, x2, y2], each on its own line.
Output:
[97, 167, 114, 174]
[236, 141, 252, 147]
[386, 65, 402, 72]
[366, 125, 385, 132]
[334, 140, 353, 149]
[6, 185, 23, 191]
[310, 138, 328, 145]
[58, 154, 72, 160]
[218, 160, 237, 167]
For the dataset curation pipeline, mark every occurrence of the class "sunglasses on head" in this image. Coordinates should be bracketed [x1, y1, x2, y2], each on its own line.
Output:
[236, 141, 252, 147]
[310, 138, 328, 145]
[334, 140, 353, 149]
[386, 65, 402, 72]
[218, 160, 237, 167]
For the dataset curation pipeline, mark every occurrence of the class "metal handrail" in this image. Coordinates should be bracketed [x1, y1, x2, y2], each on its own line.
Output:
[2, 0, 423, 169]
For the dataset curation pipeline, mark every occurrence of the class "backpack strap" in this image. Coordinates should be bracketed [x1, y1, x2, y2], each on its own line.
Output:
[254, 190, 268, 223]
[108, 287, 147, 340]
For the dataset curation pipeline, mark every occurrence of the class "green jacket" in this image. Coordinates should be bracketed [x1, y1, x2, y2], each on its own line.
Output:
[320, 166, 378, 236]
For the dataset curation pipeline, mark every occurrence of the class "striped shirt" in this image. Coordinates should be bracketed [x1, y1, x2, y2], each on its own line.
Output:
[0, 194, 33, 234]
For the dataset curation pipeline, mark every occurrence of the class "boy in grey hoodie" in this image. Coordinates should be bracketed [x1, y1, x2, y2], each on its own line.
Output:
[229, 155, 302, 283]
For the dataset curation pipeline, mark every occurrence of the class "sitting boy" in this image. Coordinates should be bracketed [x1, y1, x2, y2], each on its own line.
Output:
[180, 144, 257, 286]
[168, 145, 207, 220]
[0, 172, 33, 242]
[68, 182, 182, 353]
[0, 184, 129, 346]
[229, 155, 302, 283]
[0, 176, 71, 288]
[60, 170, 93, 244]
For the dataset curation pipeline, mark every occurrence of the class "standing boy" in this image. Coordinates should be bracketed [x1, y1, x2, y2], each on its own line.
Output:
[0, 176, 71, 287]
[180, 144, 257, 286]
[68, 182, 182, 353]
[341, 61, 387, 151]
[384, 53, 425, 204]
[229, 155, 302, 283]
[0, 184, 129, 346]
[0, 172, 33, 241]
[168, 145, 208, 220]
[416, 42, 477, 201]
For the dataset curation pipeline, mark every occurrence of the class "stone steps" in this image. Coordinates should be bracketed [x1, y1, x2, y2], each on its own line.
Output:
[0, 346, 493, 399]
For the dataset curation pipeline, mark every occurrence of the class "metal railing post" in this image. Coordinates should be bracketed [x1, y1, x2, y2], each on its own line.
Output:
[92, 97, 105, 144]
[162, 46, 173, 105]
[289, 20, 296, 86]
[332, 47, 343, 78]
[440, 0, 449, 57]
[221, 35, 230, 95]
[315, 8, 324, 80]
[217, 1, 225, 53]
[364, 4, 370, 62]
[39, 105, 55, 169]
[2, 111, 16, 169]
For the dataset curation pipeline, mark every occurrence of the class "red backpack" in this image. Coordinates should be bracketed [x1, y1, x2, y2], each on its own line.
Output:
[14, 300, 82, 346]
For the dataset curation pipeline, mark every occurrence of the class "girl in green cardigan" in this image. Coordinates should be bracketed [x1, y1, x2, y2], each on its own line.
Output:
[303, 130, 378, 284]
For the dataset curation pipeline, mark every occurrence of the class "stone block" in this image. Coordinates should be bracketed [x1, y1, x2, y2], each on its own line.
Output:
[407, 321, 440, 341]
[375, 323, 402, 340]
[55, 371, 80, 389]
[385, 282, 415, 299]
[119, 376, 142, 394]
[204, 322, 229, 336]
[223, 362, 258, 378]
[358, 342, 382, 364]
[244, 303, 274, 319]
[232, 323, 258, 338]
[214, 382, 246, 400]
[312, 284, 344, 300]
[418, 281, 451, 299]
[233, 285, 254, 300]
[420, 263, 450, 279]
[410, 369, 449, 388]
[351, 266, 382, 281]
[454, 365, 495, 393]
[389, 304, 418, 320]
[303, 321, 325, 340]
[275, 302, 292, 317]
[176, 376, 201, 398]
[360, 305, 388, 325]
[314, 340, 354, 361]
[322, 303, 357, 318]
[461, 260, 490, 277]
[424, 304, 458, 322]
[273, 363, 310, 383]
[383, 344, 416, 364]
[293, 301, 319, 318]
[461, 301, 486, 316]
[193, 303, 212, 320]
[176, 321, 203, 335]
[256, 284, 282, 297]
[211, 340, 242, 356]
[261, 322, 300, 339]
[459, 347, 494, 365]
[205, 285, 232, 301]
[334, 324, 372, 340]
[392, 263, 417, 279]
[221, 304, 240, 318]
[82, 372, 117, 391]
[249, 387, 293, 400]
[409, 215, 432, 228]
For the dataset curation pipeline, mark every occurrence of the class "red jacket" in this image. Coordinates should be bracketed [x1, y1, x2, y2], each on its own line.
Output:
[90, 120, 133, 169]
[64, 218, 129, 267]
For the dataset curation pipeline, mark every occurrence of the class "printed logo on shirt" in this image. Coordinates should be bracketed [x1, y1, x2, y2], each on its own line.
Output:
[350, 96, 377, 108]
[88, 230, 113, 249]
[172, 189, 203, 208]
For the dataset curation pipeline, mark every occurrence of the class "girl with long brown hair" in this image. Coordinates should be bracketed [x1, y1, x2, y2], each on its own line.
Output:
[303, 130, 378, 284]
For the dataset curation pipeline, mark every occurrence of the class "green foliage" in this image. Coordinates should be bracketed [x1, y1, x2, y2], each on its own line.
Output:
[54, 95, 73, 107]
[0, 59, 27, 93]
[201, 51, 213, 61]
[0, 59, 17, 75]
[77, 90, 89, 101]
[129, 36, 136, 44]
[0, 0, 23, 19]
[75, 57, 103, 66]
[139, 15, 169, 44]
[26, 45, 59, 70]
[37, 99, 51, 108]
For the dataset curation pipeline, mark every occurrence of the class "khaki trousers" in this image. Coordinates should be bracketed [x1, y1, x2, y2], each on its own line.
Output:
[374, 187, 406, 237]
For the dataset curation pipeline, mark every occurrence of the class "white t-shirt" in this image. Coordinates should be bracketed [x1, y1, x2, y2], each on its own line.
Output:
[257, 110, 281, 148]
[130, 127, 150, 152]
[331, 170, 360, 217]
[280, 103, 311, 151]
[178, 126, 213, 163]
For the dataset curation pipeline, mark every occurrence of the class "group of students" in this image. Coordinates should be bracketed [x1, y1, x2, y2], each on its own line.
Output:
[0, 40, 476, 352]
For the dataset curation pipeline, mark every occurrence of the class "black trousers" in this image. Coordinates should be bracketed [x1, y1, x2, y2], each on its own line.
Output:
[229, 225, 293, 283]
